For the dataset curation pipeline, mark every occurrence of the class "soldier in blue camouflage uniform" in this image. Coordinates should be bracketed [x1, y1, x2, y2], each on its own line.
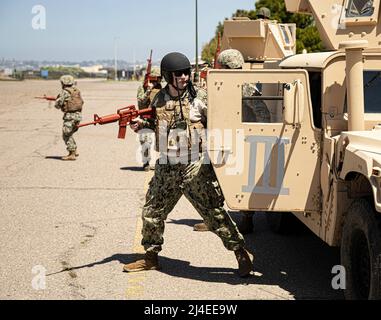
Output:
[54, 75, 83, 161]
[123, 52, 254, 277]
[136, 67, 162, 171]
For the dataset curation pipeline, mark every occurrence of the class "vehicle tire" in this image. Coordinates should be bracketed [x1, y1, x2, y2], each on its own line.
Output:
[266, 212, 301, 234]
[237, 211, 255, 235]
[341, 198, 381, 300]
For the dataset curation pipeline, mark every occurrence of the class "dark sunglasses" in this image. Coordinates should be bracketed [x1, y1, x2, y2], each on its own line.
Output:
[173, 69, 190, 77]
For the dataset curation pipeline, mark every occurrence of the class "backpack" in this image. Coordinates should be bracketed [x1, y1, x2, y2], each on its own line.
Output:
[63, 87, 84, 112]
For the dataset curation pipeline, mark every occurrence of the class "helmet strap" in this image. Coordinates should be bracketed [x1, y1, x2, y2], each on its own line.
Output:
[187, 80, 197, 99]
[174, 78, 185, 121]
[169, 75, 187, 94]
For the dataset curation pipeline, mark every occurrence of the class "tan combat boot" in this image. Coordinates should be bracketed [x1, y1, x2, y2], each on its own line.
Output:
[62, 151, 76, 161]
[193, 222, 209, 232]
[123, 251, 160, 273]
[75, 151, 79, 157]
[234, 248, 254, 277]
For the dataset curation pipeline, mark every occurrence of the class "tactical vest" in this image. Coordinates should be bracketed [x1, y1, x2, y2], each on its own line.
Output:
[63, 87, 84, 113]
[152, 88, 205, 156]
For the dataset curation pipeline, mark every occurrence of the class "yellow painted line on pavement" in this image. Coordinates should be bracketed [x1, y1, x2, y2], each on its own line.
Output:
[125, 171, 153, 299]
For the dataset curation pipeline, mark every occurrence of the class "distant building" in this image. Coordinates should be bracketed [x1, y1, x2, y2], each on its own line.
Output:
[81, 65, 108, 76]
[3, 68, 13, 76]
[191, 57, 208, 68]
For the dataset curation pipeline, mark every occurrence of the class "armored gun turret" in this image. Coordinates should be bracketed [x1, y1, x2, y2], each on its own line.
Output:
[207, 0, 381, 299]
[221, 13, 296, 68]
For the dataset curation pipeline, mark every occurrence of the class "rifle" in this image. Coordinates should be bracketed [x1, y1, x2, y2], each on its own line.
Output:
[35, 95, 57, 101]
[77, 105, 155, 139]
[213, 32, 222, 69]
[143, 50, 153, 90]
[200, 69, 208, 81]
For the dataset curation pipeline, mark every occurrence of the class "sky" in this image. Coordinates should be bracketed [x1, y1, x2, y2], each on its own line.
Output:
[0, 0, 257, 62]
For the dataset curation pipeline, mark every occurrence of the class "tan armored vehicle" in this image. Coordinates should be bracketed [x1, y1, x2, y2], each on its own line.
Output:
[207, 0, 381, 299]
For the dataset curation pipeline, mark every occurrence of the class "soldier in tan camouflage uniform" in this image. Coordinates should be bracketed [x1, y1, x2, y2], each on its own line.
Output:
[218, 49, 271, 123]
[136, 67, 162, 171]
[137, 67, 163, 110]
[54, 75, 83, 161]
[196, 85, 208, 107]
[123, 52, 254, 278]
[256, 7, 271, 20]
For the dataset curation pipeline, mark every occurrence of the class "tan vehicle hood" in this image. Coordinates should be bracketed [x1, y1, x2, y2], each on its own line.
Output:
[342, 131, 381, 161]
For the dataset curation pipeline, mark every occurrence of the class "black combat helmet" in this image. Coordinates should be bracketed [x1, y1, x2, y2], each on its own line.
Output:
[160, 52, 191, 84]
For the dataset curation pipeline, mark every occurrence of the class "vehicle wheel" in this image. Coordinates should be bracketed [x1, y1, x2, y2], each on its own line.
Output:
[266, 212, 301, 234]
[341, 199, 381, 300]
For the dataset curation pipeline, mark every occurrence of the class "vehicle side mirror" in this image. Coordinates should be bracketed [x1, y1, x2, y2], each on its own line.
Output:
[283, 79, 305, 126]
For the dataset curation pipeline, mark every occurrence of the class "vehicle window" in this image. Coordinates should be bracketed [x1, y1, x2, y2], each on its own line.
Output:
[364, 71, 381, 113]
[288, 25, 295, 40]
[346, 0, 374, 17]
[241, 82, 284, 123]
[280, 25, 291, 45]
[308, 72, 322, 128]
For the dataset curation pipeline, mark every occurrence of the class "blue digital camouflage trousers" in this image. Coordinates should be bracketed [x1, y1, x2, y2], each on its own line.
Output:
[141, 156, 245, 253]
[62, 112, 82, 152]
